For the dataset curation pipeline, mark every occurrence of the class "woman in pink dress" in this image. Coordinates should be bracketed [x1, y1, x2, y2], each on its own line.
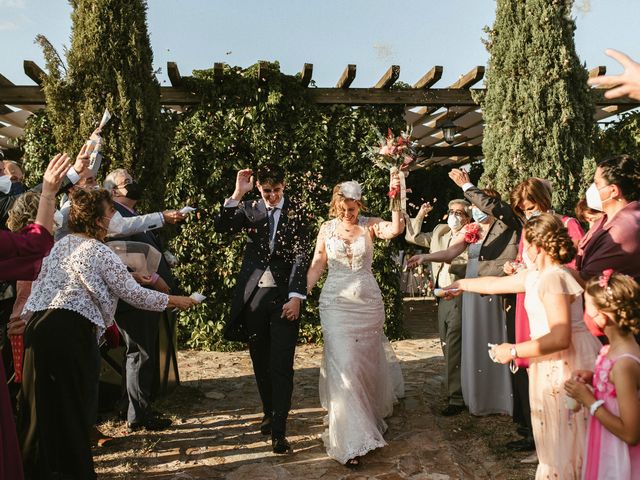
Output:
[446, 213, 601, 479]
[565, 271, 640, 480]
[0, 153, 71, 480]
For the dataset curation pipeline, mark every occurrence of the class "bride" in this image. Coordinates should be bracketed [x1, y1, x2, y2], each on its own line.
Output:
[307, 178, 405, 467]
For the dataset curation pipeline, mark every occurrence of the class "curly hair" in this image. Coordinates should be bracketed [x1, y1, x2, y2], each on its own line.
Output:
[7, 191, 40, 232]
[585, 273, 640, 336]
[510, 178, 553, 220]
[597, 154, 640, 201]
[68, 188, 112, 240]
[523, 213, 576, 263]
[328, 184, 367, 219]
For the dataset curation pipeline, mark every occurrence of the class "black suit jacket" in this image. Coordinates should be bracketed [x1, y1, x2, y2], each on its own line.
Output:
[464, 186, 522, 277]
[213, 196, 311, 341]
[112, 201, 178, 314]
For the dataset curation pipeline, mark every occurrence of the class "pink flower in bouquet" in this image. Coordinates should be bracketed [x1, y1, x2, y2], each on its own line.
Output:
[379, 145, 393, 155]
[463, 223, 481, 244]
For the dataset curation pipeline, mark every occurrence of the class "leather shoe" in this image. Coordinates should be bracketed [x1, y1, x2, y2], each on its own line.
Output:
[259, 415, 272, 435]
[505, 437, 535, 451]
[440, 404, 465, 416]
[128, 415, 172, 432]
[272, 436, 292, 454]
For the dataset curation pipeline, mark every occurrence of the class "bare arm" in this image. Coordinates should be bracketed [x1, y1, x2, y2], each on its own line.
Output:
[36, 153, 72, 233]
[369, 210, 405, 240]
[407, 234, 467, 268]
[447, 269, 527, 295]
[306, 224, 328, 293]
[566, 359, 640, 446]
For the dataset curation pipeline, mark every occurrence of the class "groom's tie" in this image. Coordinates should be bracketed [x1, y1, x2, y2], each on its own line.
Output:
[267, 207, 278, 252]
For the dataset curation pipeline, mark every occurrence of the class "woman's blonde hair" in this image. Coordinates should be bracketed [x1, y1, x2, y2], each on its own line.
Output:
[585, 272, 640, 336]
[328, 184, 367, 219]
[7, 191, 40, 232]
[523, 213, 576, 264]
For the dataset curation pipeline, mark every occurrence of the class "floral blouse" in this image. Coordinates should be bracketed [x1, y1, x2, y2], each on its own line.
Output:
[24, 234, 169, 340]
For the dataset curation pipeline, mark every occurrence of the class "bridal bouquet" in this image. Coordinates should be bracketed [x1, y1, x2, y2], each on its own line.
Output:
[366, 128, 417, 212]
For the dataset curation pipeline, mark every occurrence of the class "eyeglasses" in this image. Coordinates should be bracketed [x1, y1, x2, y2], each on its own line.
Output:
[447, 210, 467, 218]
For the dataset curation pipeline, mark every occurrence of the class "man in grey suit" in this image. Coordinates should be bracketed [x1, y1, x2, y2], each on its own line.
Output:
[405, 200, 470, 415]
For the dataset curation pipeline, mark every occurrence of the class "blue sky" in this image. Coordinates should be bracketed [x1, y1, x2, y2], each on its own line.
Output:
[1, 0, 639, 88]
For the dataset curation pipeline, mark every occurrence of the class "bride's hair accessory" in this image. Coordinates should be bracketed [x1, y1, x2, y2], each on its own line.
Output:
[339, 181, 362, 201]
[598, 268, 614, 296]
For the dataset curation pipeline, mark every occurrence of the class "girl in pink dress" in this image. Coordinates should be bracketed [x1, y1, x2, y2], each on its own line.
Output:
[564, 271, 640, 480]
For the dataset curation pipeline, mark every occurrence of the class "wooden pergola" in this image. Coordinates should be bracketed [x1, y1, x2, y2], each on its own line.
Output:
[1, 60, 638, 167]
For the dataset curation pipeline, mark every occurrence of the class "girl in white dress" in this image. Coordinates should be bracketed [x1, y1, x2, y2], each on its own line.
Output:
[307, 179, 405, 468]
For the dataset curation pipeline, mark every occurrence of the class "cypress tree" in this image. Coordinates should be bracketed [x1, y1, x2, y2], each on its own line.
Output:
[478, 0, 594, 211]
[37, 0, 168, 206]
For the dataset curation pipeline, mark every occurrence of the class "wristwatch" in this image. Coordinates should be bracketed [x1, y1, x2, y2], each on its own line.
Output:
[510, 345, 518, 359]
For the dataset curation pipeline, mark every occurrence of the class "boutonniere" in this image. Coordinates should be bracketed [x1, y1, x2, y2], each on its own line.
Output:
[463, 223, 481, 244]
[287, 210, 296, 219]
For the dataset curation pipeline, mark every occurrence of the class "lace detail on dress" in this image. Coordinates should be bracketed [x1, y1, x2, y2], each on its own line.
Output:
[323, 217, 372, 272]
[24, 235, 169, 340]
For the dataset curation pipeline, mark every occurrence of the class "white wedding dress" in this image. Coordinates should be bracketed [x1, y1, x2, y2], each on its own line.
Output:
[319, 217, 405, 464]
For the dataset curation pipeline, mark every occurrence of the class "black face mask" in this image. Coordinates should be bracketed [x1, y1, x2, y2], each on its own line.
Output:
[9, 182, 25, 195]
[124, 182, 142, 200]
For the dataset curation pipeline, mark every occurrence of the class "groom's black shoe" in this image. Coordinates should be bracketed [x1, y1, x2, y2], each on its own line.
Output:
[259, 415, 272, 435]
[440, 404, 465, 416]
[272, 435, 292, 454]
[505, 436, 535, 451]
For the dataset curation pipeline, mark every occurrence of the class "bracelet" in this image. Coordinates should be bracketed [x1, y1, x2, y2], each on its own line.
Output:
[589, 399, 605, 416]
[40, 194, 55, 200]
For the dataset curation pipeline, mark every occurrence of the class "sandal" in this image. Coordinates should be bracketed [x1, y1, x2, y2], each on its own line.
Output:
[345, 457, 361, 469]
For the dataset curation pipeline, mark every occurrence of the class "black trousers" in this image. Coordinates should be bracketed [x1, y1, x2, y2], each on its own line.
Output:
[241, 287, 299, 437]
[116, 309, 160, 424]
[18, 309, 98, 480]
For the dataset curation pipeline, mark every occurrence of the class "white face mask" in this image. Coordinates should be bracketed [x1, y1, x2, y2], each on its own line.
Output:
[585, 183, 610, 212]
[525, 210, 542, 220]
[52, 209, 64, 232]
[107, 211, 126, 235]
[447, 214, 462, 230]
[0, 175, 11, 195]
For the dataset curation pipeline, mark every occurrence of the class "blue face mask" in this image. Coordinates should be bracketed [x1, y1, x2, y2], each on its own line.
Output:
[472, 208, 488, 223]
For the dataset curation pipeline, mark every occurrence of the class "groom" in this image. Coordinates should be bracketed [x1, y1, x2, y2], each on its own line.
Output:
[214, 164, 310, 454]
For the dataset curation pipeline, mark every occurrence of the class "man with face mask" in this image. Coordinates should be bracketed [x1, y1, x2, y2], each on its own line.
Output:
[54, 169, 185, 241]
[104, 168, 182, 431]
[405, 200, 470, 416]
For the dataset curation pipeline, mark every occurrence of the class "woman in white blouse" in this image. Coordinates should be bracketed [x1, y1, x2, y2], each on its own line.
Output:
[17, 188, 197, 480]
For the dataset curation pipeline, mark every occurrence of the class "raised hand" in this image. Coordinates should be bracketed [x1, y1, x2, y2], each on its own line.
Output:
[42, 153, 72, 198]
[448, 168, 471, 188]
[588, 49, 640, 101]
[73, 144, 92, 174]
[232, 169, 254, 200]
[419, 202, 433, 216]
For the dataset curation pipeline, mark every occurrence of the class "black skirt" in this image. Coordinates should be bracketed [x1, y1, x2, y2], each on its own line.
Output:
[18, 308, 98, 480]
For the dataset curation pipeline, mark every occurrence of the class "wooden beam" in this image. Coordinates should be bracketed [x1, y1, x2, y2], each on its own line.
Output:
[300, 63, 313, 87]
[588, 66, 606, 78]
[213, 62, 225, 82]
[1, 85, 639, 107]
[417, 145, 483, 157]
[374, 65, 400, 89]
[409, 66, 485, 131]
[0, 73, 13, 87]
[167, 62, 182, 87]
[23, 60, 47, 86]
[413, 66, 443, 89]
[0, 109, 31, 128]
[449, 66, 485, 89]
[336, 65, 356, 89]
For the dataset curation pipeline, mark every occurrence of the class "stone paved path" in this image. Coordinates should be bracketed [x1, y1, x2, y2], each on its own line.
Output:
[94, 299, 536, 479]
